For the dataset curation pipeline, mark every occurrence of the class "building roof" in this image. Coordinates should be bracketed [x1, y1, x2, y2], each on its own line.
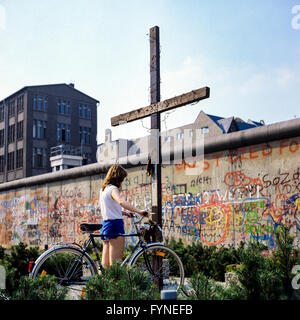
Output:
[0, 83, 99, 104]
[205, 112, 263, 133]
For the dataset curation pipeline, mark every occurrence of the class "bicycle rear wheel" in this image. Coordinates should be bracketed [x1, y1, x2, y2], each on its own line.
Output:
[130, 245, 185, 294]
[30, 246, 97, 299]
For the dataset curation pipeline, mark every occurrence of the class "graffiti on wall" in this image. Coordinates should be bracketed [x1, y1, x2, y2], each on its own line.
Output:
[0, 137, 299, 250]
[159, 137, 300, 249]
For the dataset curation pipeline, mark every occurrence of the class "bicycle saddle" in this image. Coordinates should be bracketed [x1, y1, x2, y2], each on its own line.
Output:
[80, 223, 102, 233]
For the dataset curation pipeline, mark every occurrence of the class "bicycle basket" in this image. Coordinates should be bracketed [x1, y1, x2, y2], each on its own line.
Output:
[141, 223, 163, 243]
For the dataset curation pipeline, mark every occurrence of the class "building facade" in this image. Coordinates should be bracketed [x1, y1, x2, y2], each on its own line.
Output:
[0, 83, 99, 183]
[97, 110, 264, 164]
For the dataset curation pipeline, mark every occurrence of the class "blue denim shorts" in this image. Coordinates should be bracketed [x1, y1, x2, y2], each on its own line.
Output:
[100, 219, 125, 240]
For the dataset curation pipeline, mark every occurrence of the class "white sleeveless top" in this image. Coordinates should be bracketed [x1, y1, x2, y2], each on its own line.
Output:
[99, 184, 123, 220]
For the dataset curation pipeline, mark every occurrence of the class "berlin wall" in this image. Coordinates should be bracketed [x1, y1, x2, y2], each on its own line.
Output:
[0, 118, 299, 250]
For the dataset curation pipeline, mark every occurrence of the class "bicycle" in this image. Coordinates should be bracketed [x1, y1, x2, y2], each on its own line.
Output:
[0, 291, 9, 300]
[29, 213, 185, 298]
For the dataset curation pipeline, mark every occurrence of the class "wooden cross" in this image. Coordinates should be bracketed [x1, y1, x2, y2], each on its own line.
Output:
[111, 26, 210, 228]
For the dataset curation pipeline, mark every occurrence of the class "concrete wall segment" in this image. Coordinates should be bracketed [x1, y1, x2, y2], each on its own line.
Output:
[0, 118, 299, 249]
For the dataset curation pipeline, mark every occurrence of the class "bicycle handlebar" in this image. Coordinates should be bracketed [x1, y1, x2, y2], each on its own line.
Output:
[129, 212, 161, 231]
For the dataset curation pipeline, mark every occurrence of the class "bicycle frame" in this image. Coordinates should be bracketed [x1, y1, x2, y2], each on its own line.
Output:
[31, 214, 165, 284]
[75, 214, 164, 276]
[83, 233, 163, 272]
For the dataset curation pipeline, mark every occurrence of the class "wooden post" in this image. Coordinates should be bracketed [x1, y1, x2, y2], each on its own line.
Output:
[149, 26, 162, 228]
[110, 26, 210, 228]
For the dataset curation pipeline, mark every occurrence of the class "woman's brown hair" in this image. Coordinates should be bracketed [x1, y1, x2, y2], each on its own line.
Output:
[101, 165, 128, 191]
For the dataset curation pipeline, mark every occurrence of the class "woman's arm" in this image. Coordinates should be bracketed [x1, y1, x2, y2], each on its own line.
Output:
[111, 188, 149, 217]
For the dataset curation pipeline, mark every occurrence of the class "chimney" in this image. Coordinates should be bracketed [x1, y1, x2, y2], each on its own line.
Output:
[69, 83, 75, 88]
[105, 129, 112, 143]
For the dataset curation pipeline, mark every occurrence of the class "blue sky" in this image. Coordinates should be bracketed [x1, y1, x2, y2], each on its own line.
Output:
[0, 0, 300, 143]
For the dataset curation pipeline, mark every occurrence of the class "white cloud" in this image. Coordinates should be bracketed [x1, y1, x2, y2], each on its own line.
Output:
[0, 5, 6, 31]
[158, 54, 300, 128]
[275, 68, 295, 87]
[98, 54, 300, 143]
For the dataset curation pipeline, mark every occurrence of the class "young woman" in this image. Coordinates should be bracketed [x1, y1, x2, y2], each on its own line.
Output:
[99, 165, 149, 268]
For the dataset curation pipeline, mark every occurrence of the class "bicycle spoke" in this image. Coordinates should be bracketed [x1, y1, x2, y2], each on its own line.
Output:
[31, 247, 97, 299]
[131, 245, 184, 293]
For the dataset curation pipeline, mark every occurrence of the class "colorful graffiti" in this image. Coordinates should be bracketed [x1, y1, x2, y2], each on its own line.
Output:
[0, 137, 300, 250]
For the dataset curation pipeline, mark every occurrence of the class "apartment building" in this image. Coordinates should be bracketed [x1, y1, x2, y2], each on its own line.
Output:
[0, 83, 99, 183]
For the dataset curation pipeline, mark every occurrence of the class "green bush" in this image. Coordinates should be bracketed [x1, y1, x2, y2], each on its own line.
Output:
[82, 262, 160, 300]
[0, 245, 5, 260]
[235, 236, 300, 300]
[209, 244, 242, 281]
[0, 242, 40, 297]
[236, 242, 276, 300]
[186, 271, 216, 300]
[186, 271, 247, 300]
[12, 274, 68, 300]
[225, 264, 241, 273]
[166, 238, 243, 281]
[272, 224, 299, 299]
[214, 283, 248, 300]
[167, 232, 300, 300]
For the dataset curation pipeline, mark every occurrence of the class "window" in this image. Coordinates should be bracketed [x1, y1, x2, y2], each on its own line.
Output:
[16, 149, 23, 168]
[0, 129, 4, 147]
[164, 136, 171, 142]
[57, 123, 70, 143]
[44, 97, 48, 112]
[7, 151, 14, 171]
[33, 120, 47, 139]
[176, 132, 184, 140]
[33, 120, 36, 138]
[66, 101, 70, 114]
[57, 99, 71, 115]
[79, 127, 91, 145]
[79, 127, 86, 144]
[8, 100, 15, 117]
[87, 105, 91, 119]
[37, 121, 42, 138]
[83, 105, 87, 118]
[33, 95, 48, 112]
[33, 95, 37, 109]
[83, 152, 92, 165]
[79, 104, 91, 119]
[0, 105, 4, 122]
[87, 128, 91, 144]
[8, 124, 15, 144]
[17, 121, 24, 140]
[37, 96, 43, 110]
[189, 130, 193, 137]
[57, 123, 60, 141]
[201, 126, 209, 134]
[0, 155, 4, 172]
[17, 95, 24, 113]
[57, 100, 61, 114]
[33, 148, 47, 168]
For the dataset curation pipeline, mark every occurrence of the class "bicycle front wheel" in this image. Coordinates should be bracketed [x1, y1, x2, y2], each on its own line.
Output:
[130, 245, 185, 294]
[30, 246, 98, 298]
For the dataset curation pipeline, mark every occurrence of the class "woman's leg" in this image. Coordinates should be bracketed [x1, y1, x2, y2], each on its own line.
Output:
[109, 236, 125, 266]
[101, 240, 110, 268]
